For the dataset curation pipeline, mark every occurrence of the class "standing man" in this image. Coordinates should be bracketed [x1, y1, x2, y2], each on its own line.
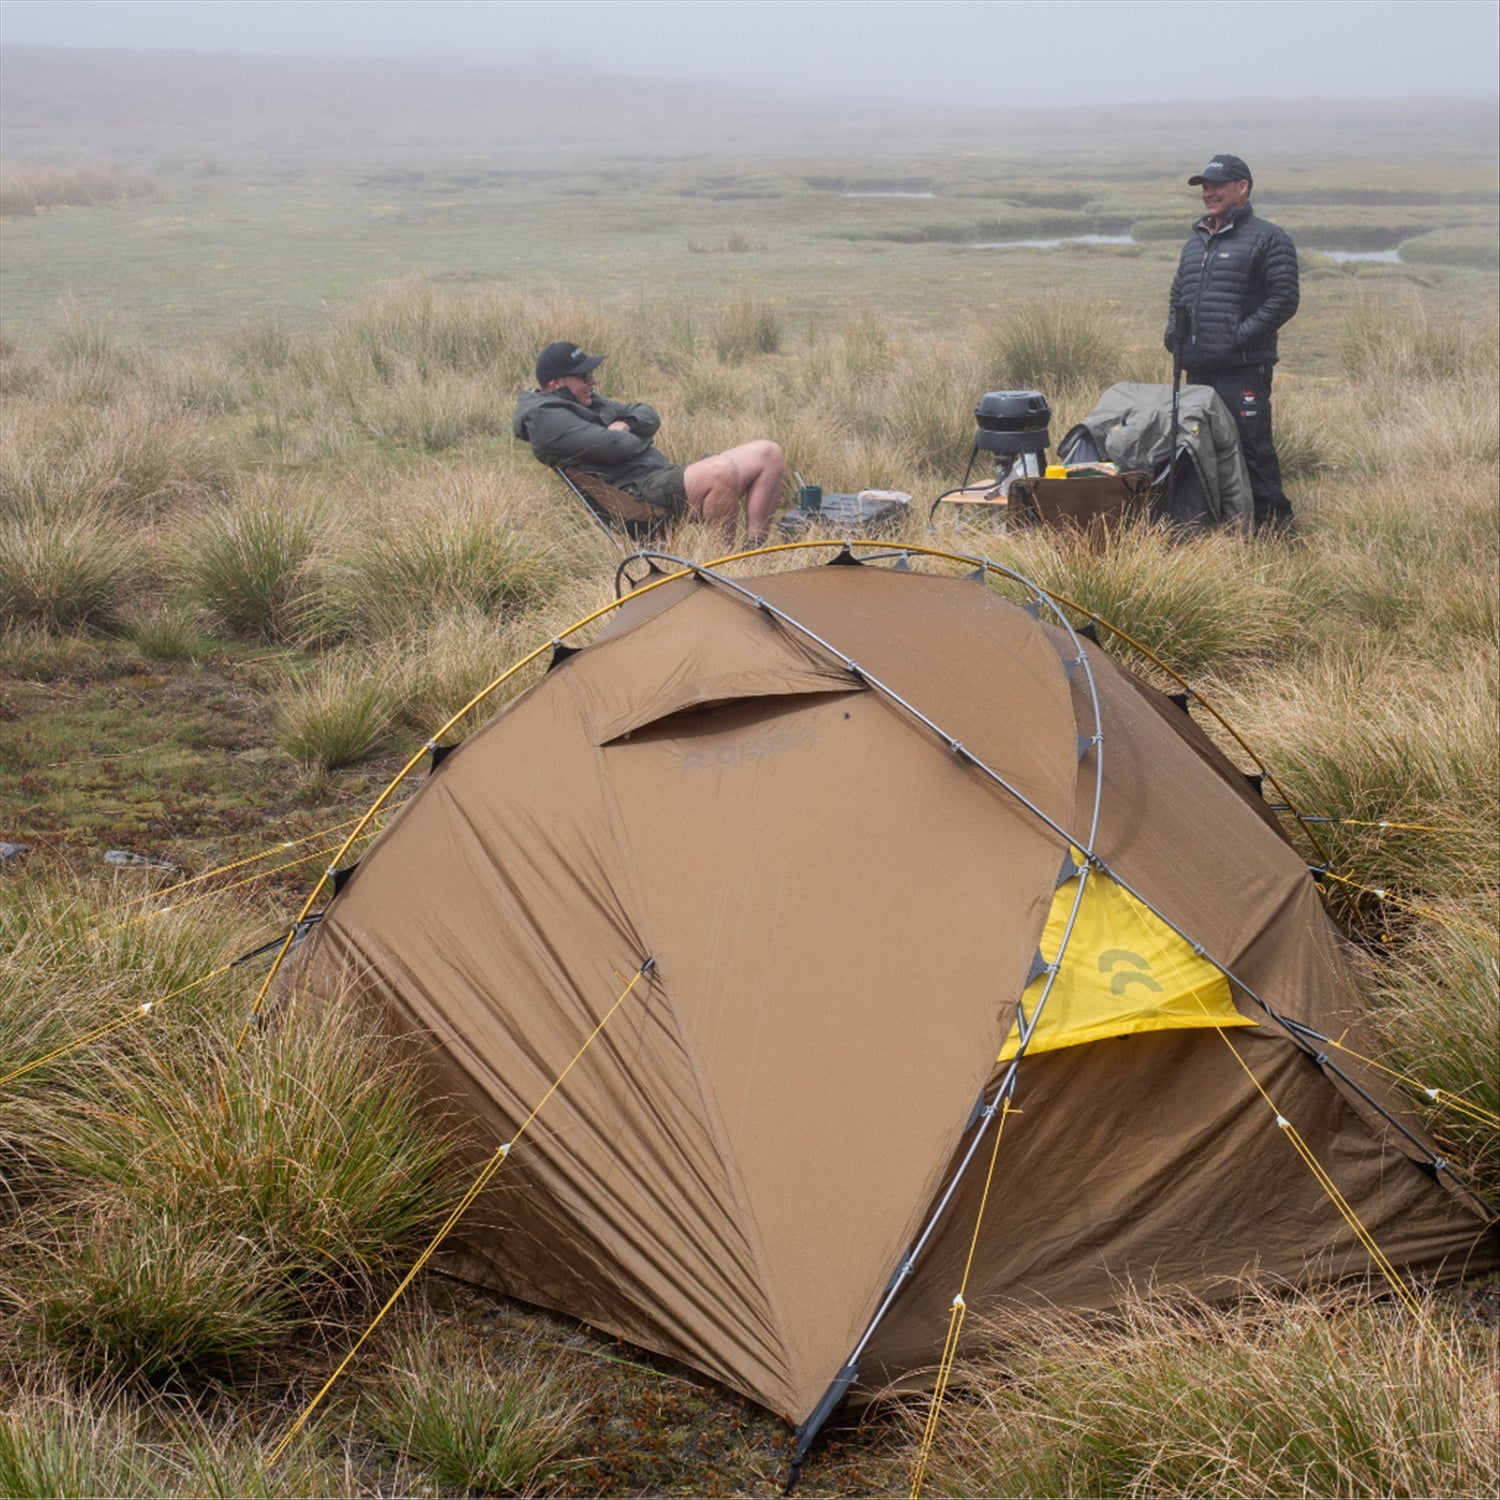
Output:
[1165, 154, 1299, 534]
[514, 341, 785, 546]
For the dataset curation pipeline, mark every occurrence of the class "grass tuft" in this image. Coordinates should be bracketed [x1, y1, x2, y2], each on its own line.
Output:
[276, 653, 395, 769]
[920, 1284, 1500, 1500]
[0, 505, 144, 632]
[1362, 919, 1500, 1203]
[987, 521, 1299, 674]
[122, 602, 211, 662]
[178, 487, 323, 641]
[984, 294, 1127, 392]
[363, 1320, 582, 1496]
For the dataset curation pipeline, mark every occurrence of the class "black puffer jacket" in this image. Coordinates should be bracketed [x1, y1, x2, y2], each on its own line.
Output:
[1164, 205, 1299, 372]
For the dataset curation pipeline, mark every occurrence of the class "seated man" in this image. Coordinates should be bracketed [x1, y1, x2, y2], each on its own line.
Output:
[514, 341, 785, 545]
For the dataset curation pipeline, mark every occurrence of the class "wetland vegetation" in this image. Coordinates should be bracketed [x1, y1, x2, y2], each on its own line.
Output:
[1, 47, 1496, 1496]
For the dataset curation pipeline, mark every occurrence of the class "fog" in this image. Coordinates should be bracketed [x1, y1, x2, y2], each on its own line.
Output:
[3, 0, 1497, 109]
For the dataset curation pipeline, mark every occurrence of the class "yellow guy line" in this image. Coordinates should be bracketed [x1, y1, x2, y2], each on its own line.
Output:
[1104, 889, 1433, 1319]
[1334, 817, 1449, 833]
[1313, 1032, 1500, 1131]
[0, 963, 236, 1088]
[910, 1098, 1017, 1500]
[100, 835, 377, 936]
[1211, 1025, 1428, 1320]
[1314, 868, 1493, 944]
[263, 956, 655, 1471]
[233, 576, 690, 1051]
[110, 818, 370, 913]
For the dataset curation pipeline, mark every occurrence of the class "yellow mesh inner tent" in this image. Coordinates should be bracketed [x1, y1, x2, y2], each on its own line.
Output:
[999, 865, 1255, 1061]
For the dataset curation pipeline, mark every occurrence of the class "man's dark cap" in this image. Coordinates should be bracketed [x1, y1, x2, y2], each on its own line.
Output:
[536, 342, 605, 384]
[1189, 154, 1252, 188]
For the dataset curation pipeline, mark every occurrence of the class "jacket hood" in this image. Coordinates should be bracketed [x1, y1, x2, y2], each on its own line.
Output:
[513, 386, 586, 441]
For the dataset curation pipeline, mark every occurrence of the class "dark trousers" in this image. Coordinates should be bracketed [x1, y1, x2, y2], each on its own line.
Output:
[1185, 362, 1294, 532]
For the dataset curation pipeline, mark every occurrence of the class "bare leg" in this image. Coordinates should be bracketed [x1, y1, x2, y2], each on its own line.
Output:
[683, 440, 785, 545]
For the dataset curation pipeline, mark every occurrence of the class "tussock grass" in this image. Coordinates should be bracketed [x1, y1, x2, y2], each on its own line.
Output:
[982, 522, 1300, 674]
[0, 1368, 355, 1498]
[1339, 295, 1500, 385]
[362, 1319, 582, 1494]
[1212, 646, 1498, 902]
[983, 294, 1129, 393]
[0, 392, 231, 523]
[0, 1374, 155, 1498]
[276, 653, 395, 769]
[1292, 470, 1499, 644]
[4, 875, 464, 1382]
[0, 161, 159, 217]
[0, 874, 263, 1123]
[392, 607, 552, 740]
[21, 1203, 295, 1384]
[1362, 919, 1499, 1204]
[712, 296, 784, 364]
[177, 484, 324, 641]
[0, 504, 144, 632]
[918, 1284, 1499, 1499]
[122, 602, 211, 663]
[314, 468, 592, 643]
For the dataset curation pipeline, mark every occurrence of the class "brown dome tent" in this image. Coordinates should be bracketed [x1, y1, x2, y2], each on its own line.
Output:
[292, 550, 1495, 1463]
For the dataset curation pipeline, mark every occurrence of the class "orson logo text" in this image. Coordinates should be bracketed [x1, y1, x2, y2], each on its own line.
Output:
[678, 723, 816, 771]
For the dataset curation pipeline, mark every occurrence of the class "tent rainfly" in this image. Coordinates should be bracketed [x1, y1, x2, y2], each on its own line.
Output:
[292, 555, 1497, 1460]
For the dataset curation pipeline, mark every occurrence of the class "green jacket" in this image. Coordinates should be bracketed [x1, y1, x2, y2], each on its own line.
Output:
[1074, 381, 1253, 532]
[512, 388, 674, 491]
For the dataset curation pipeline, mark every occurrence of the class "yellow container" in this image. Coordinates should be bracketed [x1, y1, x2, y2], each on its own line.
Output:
[1044, 464, 1068, 479]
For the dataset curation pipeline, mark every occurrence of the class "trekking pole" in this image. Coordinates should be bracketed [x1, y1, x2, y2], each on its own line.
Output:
[1166, 306, 1189, 516]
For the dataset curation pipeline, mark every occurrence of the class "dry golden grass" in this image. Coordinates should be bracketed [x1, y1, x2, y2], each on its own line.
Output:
[913, 1283, 1500, 1500]
[2, 273, 1496, 1498]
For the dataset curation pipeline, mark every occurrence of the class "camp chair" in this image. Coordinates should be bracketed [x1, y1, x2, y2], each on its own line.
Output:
[1006, 470, 1152, 532]
[555, 466, 672, 543]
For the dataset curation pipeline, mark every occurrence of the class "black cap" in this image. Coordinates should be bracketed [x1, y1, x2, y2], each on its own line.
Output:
[1189, 154, 1252, 189]
[536, 341, 605, 384]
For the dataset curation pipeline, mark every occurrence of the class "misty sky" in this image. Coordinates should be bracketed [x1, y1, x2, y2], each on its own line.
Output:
[2, 0, 1497, 109]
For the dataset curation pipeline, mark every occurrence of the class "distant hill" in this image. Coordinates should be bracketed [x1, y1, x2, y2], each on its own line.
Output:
[2, 45, 1495, 164]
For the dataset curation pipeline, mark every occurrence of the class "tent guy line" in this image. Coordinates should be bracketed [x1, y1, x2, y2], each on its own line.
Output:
[12, 539, 1493, 1491]
[264, 954, 658, 1472]
[286, 546, 1494, 1470]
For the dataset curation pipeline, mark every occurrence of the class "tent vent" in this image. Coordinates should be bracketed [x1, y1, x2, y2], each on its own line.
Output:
[547, 642, 583, 672]
[429, 742, 458, 771]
